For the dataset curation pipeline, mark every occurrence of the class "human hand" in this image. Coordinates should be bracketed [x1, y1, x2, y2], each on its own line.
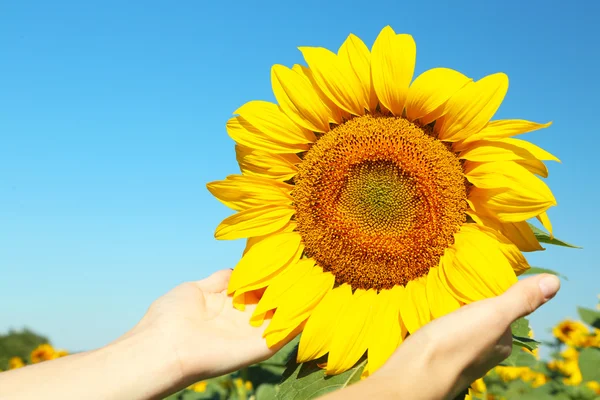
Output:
[377, 274, 560, 400]
[323, 274, 561, 400]
[127, 269, 278, 386]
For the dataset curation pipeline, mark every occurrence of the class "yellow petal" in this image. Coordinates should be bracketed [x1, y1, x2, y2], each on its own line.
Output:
[370, 26, 416, 116]
[235, 100, 316, 145]
[517, 159, 549, 178]
[326, 289, 377, 375]
[363, 287, 405, 376]
[338, 34, 378, 112]
[471, 223, 531, 276]
[263, 268, 335, 346]
[251, 258, 316, 326]
[468, 212, 543, 252]
[458, 119, 552, 147]
[297, 284, 353, 363]
[426, 266, 460, 319]
[226, 116, 309, 153]
[399, 277, 431, 334]
[292, 64, 346, 124]
[236, 145, 299, 181]
[215, 204, 295, 240]
[405, 68, 471, 122]
[435, 73, 509, 142]
[206, 175, 292, 211]
[458, 138, 559, 163]
[271, 64, 331, 133]
[243, 220, 297, 255]
[299, 46, 366, 116]
[440, 224, 517, 303]
[232, 288, 264, 312]
[228, 232, 303, 294]
[537, 212, 553, 238]
[466, 161, 556, 222]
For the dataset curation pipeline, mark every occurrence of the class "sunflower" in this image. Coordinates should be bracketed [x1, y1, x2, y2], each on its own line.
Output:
[208, 26, 558, 376]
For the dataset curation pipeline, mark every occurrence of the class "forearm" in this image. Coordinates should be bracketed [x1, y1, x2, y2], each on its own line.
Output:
[0, 329, 183, 400]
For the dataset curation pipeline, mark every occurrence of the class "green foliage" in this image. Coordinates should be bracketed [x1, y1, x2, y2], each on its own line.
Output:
[0, 328, 49, 369]
[277, 353, 365, 400]
[578, 307, 600, 329]
[579, 348, 600, 382]
[522, 267, 568, 280]
[511, 317, 539, 352]
[529, 224, 581, 249]
[500, 345, 538, 367]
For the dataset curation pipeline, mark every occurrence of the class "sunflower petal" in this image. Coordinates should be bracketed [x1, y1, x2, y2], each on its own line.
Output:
[472, 224, 531, 276]
[399, 277, 431, 334]
[327, 289, 377, 374]
[297, 283, 353, 362]
[299, 46, 366, 116]
[435, 73, 509, 142]
[263, 268, 335, 347]
[468, 212, 543, 252]
[292, 64, 346, 124]
[271, 64, 331, 133]
[406, 68, 471, 122]
[215, 204, 295, 240]
[458, 138, 559, 163]
[243, 220, 297, 255]
[537, 212, 553, 238]
[228, 232, 303, 294]
[371, 26, 416, 116]
[226, 116, 309, 153]
[441, 224, 517, 303]
[363, 287, 405, 376]
[235, 100, 316, 145]
[207, 175, 292, 211]
[426, 266, 460, 318]
[466, 161, 556, 222]
[517, 159, 549, 178]
[249, 259, 316, 328]
[236, 145, 299, 181]
[458, 119, 552, 147]
[338, 33, 377, 112]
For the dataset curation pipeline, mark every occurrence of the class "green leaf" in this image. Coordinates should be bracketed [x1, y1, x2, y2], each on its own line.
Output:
[578, 307, 600, 329]
[511, 317, 539, 352]
[511, 317, 532, 337]
[500, 345, 538, 367]
[579, 347, 600, 382]
[256, 384, 278, 400]
[277, 350, 366, 400]
[512, 337, 539, 352]
[528, 223, 581, 249]
[250, 336, 301, 385]
[522, 267, 568, 280]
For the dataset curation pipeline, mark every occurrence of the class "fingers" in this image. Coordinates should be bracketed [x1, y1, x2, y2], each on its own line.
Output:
[494, 273, 560, 324]
[194, 269, 233, 293]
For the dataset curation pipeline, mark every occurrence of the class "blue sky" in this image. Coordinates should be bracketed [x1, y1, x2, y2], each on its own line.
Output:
[1, 0, 598, 352]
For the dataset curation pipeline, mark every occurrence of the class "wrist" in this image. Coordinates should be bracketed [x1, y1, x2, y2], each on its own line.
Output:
[100, 326, 186, 399]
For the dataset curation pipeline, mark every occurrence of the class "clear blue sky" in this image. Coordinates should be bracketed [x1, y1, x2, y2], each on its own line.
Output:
[1, 0, 598, 351]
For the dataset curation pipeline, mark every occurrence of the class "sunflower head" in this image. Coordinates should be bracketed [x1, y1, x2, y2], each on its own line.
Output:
[208, 26, 558, 376]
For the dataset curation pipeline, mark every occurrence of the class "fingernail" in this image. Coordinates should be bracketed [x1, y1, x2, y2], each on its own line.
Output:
[539, 275, 560, 299]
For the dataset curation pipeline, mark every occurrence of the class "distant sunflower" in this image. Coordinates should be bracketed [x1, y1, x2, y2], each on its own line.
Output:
[208, 26, 558, 376]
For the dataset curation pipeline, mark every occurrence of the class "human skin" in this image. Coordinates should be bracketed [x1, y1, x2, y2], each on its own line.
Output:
[0, 270, 559, 400]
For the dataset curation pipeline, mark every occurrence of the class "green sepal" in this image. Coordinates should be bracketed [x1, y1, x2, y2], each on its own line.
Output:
[528, 223, 581, 249]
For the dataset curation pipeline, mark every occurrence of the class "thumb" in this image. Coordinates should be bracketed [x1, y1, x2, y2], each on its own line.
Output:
[495, 273, 561, 324]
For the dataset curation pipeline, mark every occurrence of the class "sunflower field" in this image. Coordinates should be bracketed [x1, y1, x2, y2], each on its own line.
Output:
[2, 294, 599, 400]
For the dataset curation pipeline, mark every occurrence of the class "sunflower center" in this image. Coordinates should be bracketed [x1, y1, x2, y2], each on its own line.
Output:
[293, 115, 467, 290]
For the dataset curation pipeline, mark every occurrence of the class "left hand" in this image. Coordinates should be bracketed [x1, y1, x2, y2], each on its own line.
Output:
[127, 269, 278, 383]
